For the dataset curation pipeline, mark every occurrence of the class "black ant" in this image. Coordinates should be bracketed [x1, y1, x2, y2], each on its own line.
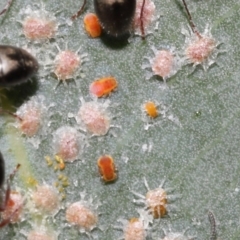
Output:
[72, 0, 147, 39]
[0, 1, 39, 87]
[0, 151, 21, 227]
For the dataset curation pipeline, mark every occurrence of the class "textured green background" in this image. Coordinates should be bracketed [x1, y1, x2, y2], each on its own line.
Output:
[0, 0, 239, 239]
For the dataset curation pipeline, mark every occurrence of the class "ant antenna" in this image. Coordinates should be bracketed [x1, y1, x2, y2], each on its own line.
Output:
[0, 108, 23, 122]
[0, 0, 13, 16]
[181, 0, 202, 38]
[71, 0, 87, 20]
[208, 211, 217, 240]
[140, 0, 146, 40]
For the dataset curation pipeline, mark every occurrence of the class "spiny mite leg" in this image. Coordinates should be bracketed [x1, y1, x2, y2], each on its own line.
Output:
[208, 210, 217, 240]
[0, 0, 13, 16]
[71, 0, 87, 20]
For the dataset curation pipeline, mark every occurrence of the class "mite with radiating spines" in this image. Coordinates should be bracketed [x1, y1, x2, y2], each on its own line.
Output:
[181, 0, 220, 70]
[0, 151, 21, 227]
[0, 45, 39, 87]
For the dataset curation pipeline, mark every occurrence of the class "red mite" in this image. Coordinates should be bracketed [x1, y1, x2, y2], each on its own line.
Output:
[84, 13, 102, 38]
[97, 155, 117, 183]
[89, 76, 118, 97]
[0, 151, 21, 227]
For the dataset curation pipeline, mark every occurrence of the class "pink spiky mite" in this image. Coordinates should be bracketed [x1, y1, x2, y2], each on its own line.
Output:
[124, 218, 146, 240]
[182, 25, 220, 71]
[66, 202, 97, 231]
[53, 126, 83, 162]
[180, 0, 221, 71]
[54, 50, 80, 81]
[132, 178, 178, 219]
[116, 209, 153, 240]
[21, 5, 58, 41]
[134, 0, 156, 37]
[31, 184, 60, 215]
[143, 47, 182, 83]
[65, 192, 99, 234]
[16, 96, 46, 137]
[1, 191, 24, 224]
[152, 50, 174, 79]
[76, 99, 111, 136]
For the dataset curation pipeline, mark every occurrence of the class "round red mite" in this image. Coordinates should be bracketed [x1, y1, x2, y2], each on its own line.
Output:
[97, 155, 117, 183]
[84, 13, 102, 38]
[89, 76, 118, 97]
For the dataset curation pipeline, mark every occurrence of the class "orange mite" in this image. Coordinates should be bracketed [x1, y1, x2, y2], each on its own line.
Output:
[97, 155, 117, 183]
[144, 101, 158, 118]
[89, 76, 118, 98]
[84, 13, 102, 38]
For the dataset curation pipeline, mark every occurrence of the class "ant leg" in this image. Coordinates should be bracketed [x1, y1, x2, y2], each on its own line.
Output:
[0, 108, 23, 122]
[181, 0, 202, 38]
[0, 164, 20, 211]
[71, 0, 87, 21]
[140, 0, 146, 40]
[0, 0, 13, 16]
[0, 217, 12, 228]
[0, 164, 21, 228]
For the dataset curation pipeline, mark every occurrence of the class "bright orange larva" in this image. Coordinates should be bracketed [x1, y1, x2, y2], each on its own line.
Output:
[97, 155, 117, 183]
[89, 76, 118, 98]
[144, 101, 158, 118]
[84, 13, 102, 38]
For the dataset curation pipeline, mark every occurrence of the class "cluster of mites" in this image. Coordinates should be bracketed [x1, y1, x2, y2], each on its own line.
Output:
[0, 150, 218, 240]
[0, 0, 221, 239]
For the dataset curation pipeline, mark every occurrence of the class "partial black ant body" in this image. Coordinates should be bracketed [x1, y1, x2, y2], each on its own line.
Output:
[72, 0, 146, 39]
[0, 151, 20, 227]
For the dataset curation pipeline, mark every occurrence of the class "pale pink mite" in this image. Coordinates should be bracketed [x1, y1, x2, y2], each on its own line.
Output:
[150, 48, 181, 82]
[182, 25, 219, 71]
[180, 1, 220, 70]
[16, 96, 46, 137]
[76, 100, 111, 136]
[54, 50, 81, 81]
[116, 209, 152, 240]
[65, 193, 99, 234]
[31, 184, 60, 215]
[53, 126, 82, 162]
[124, 218, 146, 240]
[143, 47, 181, 83]
[22, 6, 57, 41]
[1, 191, 24, 224]
[132, 178, 177, 219]
[66, 202, 97, 231]
[134, 0, 156, 36]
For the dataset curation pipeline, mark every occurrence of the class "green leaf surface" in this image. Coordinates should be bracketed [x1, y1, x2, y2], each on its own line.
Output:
[0, 0, 239, 239]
